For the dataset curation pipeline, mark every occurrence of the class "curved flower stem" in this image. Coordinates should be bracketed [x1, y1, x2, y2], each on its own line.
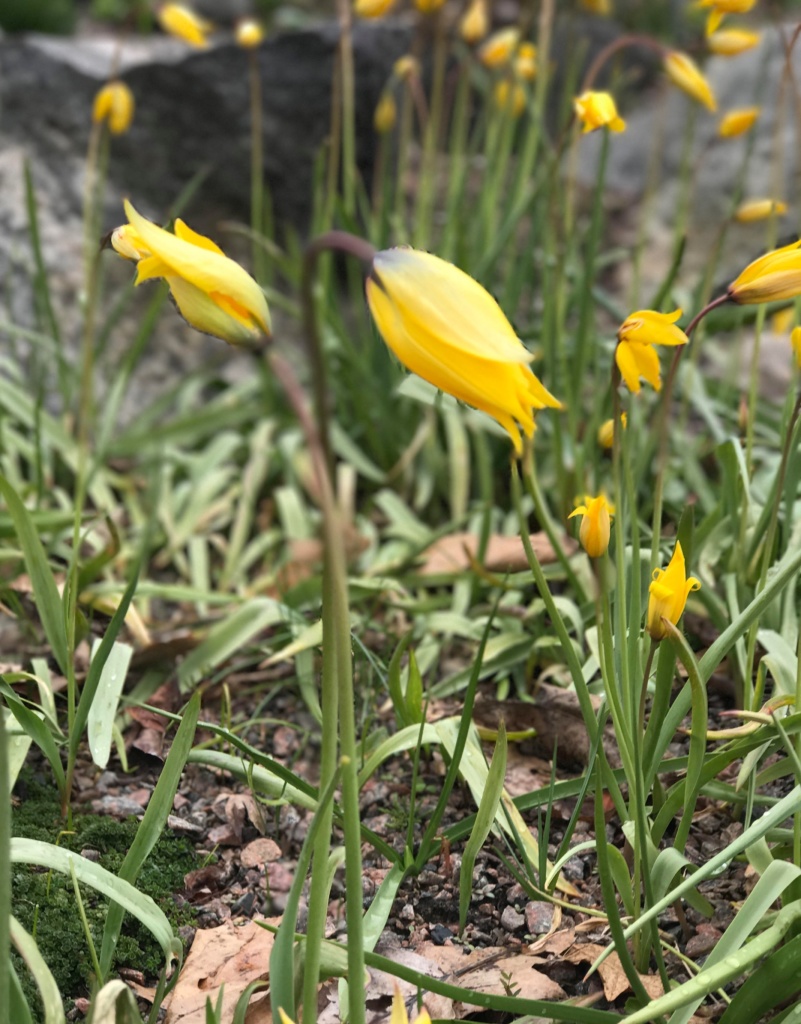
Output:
[649, 292, 731, 566]
[581, 33, 665, 94]
[269, 350, 364, 1024]
[248, 48, 266, 285]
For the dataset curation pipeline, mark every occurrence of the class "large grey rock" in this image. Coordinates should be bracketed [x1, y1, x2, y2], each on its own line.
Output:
[0, 23, 410, 413]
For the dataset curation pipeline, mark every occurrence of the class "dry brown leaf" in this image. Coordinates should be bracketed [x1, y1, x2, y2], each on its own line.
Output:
[563, 942, 664, 1002]
[527, 922, 575, 956]
[163, 918, 279, 1024]
[419, 531, 572, 576]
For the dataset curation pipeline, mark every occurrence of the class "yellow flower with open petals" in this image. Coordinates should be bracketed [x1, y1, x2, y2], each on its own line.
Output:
[574, 91, 625, 133]
[460, 0, 488, 45]
[647, 541, 701, 641]
[92, 81, 135, 135]
[719, 106, 759, 137]
[707, 28, 760, 55]
[735, 199, 787, 223]
[699, 0, 756, 35]
[728, 240, 801, 304]
[111, 201, 271, 346]
[366, 248, 562, 454]
[478, 28, 520, 69]
[664, 51, 716, 111]
[615, 309, 688, 393]
[157, 3, 213, 46]
[569, 495, 613, 558]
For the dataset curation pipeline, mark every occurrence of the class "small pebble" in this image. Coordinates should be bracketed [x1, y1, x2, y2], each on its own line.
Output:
[500, 906, 526, 932]
[525, 901, 555, 935]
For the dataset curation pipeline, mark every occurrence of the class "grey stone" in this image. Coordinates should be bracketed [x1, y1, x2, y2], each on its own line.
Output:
[500, 905, 526, 931]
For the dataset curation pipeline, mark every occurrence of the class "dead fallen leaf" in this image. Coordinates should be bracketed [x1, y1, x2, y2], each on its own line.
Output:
[563, 942, 664, 1002]
[419, 531, 573, 577]
[527, 922, 576, 956]
[163, 918, 279, 1024]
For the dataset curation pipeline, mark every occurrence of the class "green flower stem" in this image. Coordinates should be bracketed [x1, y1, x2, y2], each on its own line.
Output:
[611, 368, 633, 727]
[336, 0, 357, 219]
[598, 554, 636, 783]
[521, 454, 588, 605]
[649, 292, 731, 568]
[0, 709, 9, 1024]
[510, 463, 599, 746]
[248, 49, 266, 285]
[414, 9, 447, 248]
[269, 351, 364, 1024]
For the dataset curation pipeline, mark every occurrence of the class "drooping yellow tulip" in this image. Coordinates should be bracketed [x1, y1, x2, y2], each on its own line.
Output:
[734, 199, 787, 223]
[111, 200, 271, 345]
[235, 18, 265, 48]
[92, 81, 135, 135]
[647, 541, 701, 641]
[707, 28, 760, 56]
[728, 240, 801, 304]
[366, 247, 562, 454]
[374, 91, 397, 133]
[459, 0, 489, 45]
[698, 0, 756, 35]
[597, 413, 627, 449]
[569, 495, 614, 558]
[664, 51, 716, 111]
[157, 3, 213, 47]
[718, 106, 759, 137]
[354, 0, 396, 17]
[478, 27, 520, 69]
[574, 90, 626, 133]
[615, 309, 689, 393]
[515, 42, 537, 81]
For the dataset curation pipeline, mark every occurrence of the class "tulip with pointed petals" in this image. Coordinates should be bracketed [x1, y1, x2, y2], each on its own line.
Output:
[647, 541, 701, 641]
[728, 240, 801, 304]
[664, 51, 716, 111]
[569, 495, 613, 558]
[574, 91, 625, 133]
[615, 309, 688, 393]
[719, 106, 759, 137]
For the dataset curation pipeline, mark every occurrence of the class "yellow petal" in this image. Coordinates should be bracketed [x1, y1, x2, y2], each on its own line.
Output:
[459, 0, 488, 44]
[718, 106, 759, 137]
[92, 81, 135, 135]
[707, 28, 760, 56]
[664, 51, 717, 111]
[157, 3, 213, 46]
[619, 308, 688, 347]
[354, 0, 397, 17]
[167, 275, 266, 346]
[235, 18, 265, 47]
[734, 199, 787, 223]
[478, 28, 520, 69]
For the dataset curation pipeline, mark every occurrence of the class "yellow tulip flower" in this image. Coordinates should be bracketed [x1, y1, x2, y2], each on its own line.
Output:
[647, 541, 701, 641]
[374, 91, 397, 134]
[415, 0, 446, 13]
[92, 81, 135, 135]
[718, 106, 759, 137]
[460, 0, 489, 45]
[581, 0, 612, 13]
[111, 200, 271, 345]
[574, 91, 626, 133]
[515, 42, 537, 81]
[235, 18, 265, 48]
[597, 413, 627, 449]
[157, 3, 213, 47]
[728, 240, 801, 304]
[478, 27, 520, 70]
[707, 28, 760, 56]
[734, 199, 787, 223]
[698, 0, 756, 35]
[394, 55, 419, 80]
[366, 247, 562, 454]
[569, 495, 613, 558]
[494, 79, 527, 117]
[615, 309, 689, 393]
[354, 0, 396, 18]
[664, 51, 716, 111]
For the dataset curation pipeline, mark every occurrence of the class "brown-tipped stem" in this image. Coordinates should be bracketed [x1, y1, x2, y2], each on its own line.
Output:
[581, 33, 665, 94]
[648, 291, 731, 565]
[302, 232, 377, 473]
